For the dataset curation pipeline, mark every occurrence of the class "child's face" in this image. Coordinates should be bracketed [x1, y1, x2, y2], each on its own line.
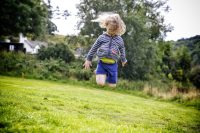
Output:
[106, 18, 118, 33]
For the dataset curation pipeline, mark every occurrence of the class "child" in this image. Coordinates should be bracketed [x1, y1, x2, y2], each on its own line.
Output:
[83, 13, 127, 87]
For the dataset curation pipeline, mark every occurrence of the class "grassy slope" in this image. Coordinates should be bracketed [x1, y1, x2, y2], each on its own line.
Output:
[0, 76, 199, 133]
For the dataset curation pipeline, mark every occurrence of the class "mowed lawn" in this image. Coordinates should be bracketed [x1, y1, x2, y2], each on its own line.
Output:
[0, 76, 199, 133]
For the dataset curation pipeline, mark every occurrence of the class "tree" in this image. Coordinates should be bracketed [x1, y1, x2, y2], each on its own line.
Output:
[77, 0, 172, 80]
[172, 46, 192, 82]
[189, 65, 200, 89]
[191, 42, 200, 66]
[0, 0, 48, 37]
[175, 35, 200, 66]
[46, 0, 58, 34]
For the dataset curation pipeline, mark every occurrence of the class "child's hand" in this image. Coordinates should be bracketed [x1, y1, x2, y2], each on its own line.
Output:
[122, 61, 127, 67]
[83, 60, 92, 69]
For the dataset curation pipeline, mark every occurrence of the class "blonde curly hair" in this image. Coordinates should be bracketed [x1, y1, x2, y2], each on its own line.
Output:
[92, 13, 126, 36]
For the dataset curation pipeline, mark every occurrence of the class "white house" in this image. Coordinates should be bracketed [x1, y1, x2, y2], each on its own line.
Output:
[19, 33, 47, 54]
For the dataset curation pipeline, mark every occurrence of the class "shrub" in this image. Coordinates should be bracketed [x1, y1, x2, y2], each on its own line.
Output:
[37, 43, 75, 63]
[0, 51, 26, 74]
[67, 59, 96, 81]
[31, 58, 70, 80]
[0, 51, 70, 80]
[69, 69, 93, 81]
[189, 66, 200, 89]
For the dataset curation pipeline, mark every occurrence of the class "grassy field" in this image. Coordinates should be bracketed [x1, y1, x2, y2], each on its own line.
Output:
[0, 76, 200, 132]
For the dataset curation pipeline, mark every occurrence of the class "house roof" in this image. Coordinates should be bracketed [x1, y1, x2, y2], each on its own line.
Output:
[24, 40, 48, 48]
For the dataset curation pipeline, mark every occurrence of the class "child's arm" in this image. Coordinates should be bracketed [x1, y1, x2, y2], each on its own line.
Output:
[86, 35, 102, 61]
[83, 35, 102, 69]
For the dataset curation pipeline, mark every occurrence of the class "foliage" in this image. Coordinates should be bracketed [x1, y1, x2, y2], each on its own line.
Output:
[32, 58, 70, 80]
[0, 51, 27, 75]
[70, 69, 93, 81]
[189, 65, 200, 89]
[157, 41, 192, 83]
[176, 35, 200, 66]
[37, 43, 75, 63]
[0, 0, 48, 37]
[191, 41, 200, 66]
[0, 51, 93, 81]
[0, 51, 69, 80]
[172, 46, 192, 82]
[45, 0, 58, 34]
[68, 60, 93, 81]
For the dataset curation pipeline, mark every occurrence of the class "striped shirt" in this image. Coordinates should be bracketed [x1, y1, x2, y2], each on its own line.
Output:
[86, 33, 127, 63]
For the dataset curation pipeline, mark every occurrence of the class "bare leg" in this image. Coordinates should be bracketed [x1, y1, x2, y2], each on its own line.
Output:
[96, 74, 106, 86]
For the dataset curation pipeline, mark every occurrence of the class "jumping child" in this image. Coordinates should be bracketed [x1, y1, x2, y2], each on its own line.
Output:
[83, 13, 127, 87]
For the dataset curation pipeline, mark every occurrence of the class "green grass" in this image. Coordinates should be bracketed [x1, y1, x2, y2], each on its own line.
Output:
[0, 76, 199, 132]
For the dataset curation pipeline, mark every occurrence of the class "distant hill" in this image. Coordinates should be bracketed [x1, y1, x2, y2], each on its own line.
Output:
[46, 34, 66, 44]
[175, 35, 200, 51]
[175, 35, 200, 65]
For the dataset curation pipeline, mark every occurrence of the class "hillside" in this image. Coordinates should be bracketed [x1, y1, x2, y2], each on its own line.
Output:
[0, 76, 199, 132]
[175, 35, 200, 52]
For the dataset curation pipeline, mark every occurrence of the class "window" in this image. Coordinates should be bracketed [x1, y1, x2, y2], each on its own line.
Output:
[9, 45, 15, 51]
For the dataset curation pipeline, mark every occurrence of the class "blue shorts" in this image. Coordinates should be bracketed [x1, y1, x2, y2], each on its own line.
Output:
[96, 60, 118, 84]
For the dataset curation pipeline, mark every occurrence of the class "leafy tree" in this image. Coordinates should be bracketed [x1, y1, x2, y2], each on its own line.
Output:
[157, 41, 175, 77]
[172, 46, 192, 82]
[46, 0, 58, 34]
[189, 65, 200, 89]
[191, 41, 200, 66]
[0, 0, 48, 37]
[77, 0, 172, 80]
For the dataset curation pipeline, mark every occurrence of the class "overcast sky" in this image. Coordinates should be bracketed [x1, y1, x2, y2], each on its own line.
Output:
[51, 0, 200, 41]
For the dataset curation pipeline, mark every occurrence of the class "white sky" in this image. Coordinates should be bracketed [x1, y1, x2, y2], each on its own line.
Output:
[51, 0, 200, 41]
[51, 0, 80, 35]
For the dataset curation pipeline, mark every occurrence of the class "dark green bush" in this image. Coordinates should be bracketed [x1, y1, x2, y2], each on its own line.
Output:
[69, 69, 93, 81]
[37, 43, 75, 63]
[0, 51, 70, 80]
[0, 51, 30, 77]
[0, 51, 27, 75]
[29, 58, 70, 80]
[68, 59, 96, 81]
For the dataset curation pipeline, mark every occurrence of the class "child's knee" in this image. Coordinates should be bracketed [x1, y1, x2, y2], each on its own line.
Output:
[97, 82, 105, 86]
[96, 74, 106, 86]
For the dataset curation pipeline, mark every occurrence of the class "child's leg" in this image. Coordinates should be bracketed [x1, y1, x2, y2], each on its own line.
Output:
[96, 74, 106, 86]
[95, 61, 107, 86]
[107, 72, 117, 88]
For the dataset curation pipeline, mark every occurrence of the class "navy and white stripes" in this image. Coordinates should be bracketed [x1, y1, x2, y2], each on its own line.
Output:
[86, 33, 127, 63]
